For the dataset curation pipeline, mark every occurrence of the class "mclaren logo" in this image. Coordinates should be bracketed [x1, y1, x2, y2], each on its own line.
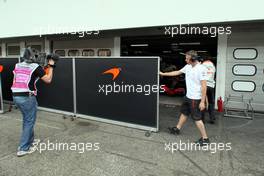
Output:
[99, 67, 165, 96]
[102, 67, 121, 80]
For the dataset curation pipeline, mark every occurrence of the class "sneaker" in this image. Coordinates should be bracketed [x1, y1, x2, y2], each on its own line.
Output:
[17, 146, 37, 157]
[195, 137, 210, 146]
[168, 127, 180, 135]
[32, 139, 41, 146]
[17, 139, 41, 151]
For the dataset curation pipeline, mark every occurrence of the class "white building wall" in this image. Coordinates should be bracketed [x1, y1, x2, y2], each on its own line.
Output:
[0, 0, 263, 38]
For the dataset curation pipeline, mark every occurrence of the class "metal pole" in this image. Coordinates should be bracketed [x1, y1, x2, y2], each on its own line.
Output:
[72, 57, 77, 116]
[0, 74, 4, 113]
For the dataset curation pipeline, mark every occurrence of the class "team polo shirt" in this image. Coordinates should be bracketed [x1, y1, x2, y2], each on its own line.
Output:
[180, 63, 208, 100]
[202, 60, 216, 88]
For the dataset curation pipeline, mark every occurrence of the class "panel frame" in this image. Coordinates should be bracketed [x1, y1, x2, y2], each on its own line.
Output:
[0, 57, 20, 101]
[74, 56, 160, 132]
[37, 57, 74, 113]
[0, 73, 3, 113]
[1, 56, 160, 132]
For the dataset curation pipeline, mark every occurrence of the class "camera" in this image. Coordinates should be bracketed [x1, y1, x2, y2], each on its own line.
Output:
[20, 48, 59, 67]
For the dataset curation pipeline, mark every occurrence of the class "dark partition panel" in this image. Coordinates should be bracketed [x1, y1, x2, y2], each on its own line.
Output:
[37, 58, 74, 112]
[0, 57, 159, 130]
[75, 57, 159, 128]
[0, 58, 19, 101]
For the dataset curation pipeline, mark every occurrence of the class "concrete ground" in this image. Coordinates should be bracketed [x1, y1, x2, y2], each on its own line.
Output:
[0, 104, 264, 176]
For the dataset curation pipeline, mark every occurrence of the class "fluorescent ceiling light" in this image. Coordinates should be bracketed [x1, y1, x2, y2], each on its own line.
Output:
[179, 42, 200, 45]
[162, 50, 172, 53]
[130, 44, 149, 47]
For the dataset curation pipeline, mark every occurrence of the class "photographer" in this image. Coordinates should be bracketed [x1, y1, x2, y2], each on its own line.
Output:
[11, 48, 57, 157]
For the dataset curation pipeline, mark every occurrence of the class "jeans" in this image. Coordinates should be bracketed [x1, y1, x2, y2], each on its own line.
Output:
[13, 96, 38, 151]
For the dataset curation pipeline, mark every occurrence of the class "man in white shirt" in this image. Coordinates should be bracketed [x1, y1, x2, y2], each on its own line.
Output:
[201, 54, 216, 124]
[160, 50, 209, 146]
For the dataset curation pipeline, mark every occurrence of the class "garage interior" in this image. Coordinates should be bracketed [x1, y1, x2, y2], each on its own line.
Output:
[121, 34, 218, 106]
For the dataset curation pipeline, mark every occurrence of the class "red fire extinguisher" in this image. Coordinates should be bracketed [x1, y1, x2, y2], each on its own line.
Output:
[217, 96, 224, 112]
[0, 65, 3, 73]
